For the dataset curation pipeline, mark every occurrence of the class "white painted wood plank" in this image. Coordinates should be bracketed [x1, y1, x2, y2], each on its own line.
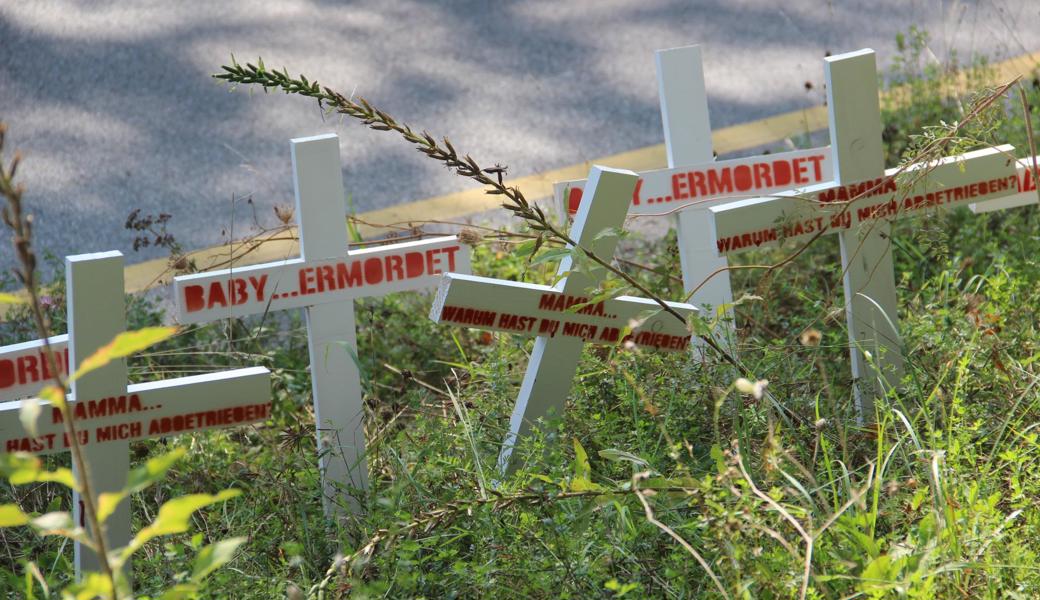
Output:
[658, 44, 735, 315]
[711, 145, 1018, 252]
[173, 236, 468, 323]
[66, 251, 130, 575]
[0, 367, 271, 454]
[291, 134, 365, 514]
[430, 273, 694, 347]
[971, 157, 1040, 213]
[0, 334, 68, 400]
[827, 49, 901, 416]
[657, 45, 714, 168]
[553, 147, 832, 217]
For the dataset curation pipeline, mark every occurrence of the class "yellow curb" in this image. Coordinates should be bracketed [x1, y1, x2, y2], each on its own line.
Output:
[115, 48, 1040, 295]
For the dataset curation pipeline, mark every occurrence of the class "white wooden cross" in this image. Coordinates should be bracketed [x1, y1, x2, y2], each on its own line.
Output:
[173, 133, 472, 514]
[553, 45, 834, 326]
[709, 49, 1018, 418]
[0, 251, 271, 577]
[431, 166, 698, 474]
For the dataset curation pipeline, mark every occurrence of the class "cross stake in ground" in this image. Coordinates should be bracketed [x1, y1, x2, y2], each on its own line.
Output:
[554, 45, 834, 330]
[0, 251, 271, 578]
[174, 133, 472, 514]
[431, 166, 697, 475]
[710, 49, 1018, 418]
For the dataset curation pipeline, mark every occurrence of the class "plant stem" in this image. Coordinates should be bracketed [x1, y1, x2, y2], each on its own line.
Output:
[0, 123, 121, 597]
[213, 58, 756, 374]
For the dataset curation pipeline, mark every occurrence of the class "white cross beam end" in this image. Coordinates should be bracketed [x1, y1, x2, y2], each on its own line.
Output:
[173, 236, 468, 323]
[710, 144, 1018, 254]
[0, 367, 271, 456]
[0, 334, 69, 400]
[971, 157, 1040, 213]
[431, 273, 695, 352]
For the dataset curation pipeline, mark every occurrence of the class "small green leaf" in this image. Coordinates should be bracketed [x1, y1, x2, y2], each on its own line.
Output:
[71, 326, 179, 382]
[531, 248, 573, 266]
[125, 490, 241, 557]
[597, 449, 649, 468]
[0, 453, 40, 475]
[568, 287, 629, 314]
[159, 583, 201, 600]
[191, 537, 247, 582]
[0, 504, 30, 527]
[592, 227, 624, 242]
[9, 466, 76, 490]
[572, 438, 591, 482]
[96, 491, 126, 525]
[38, 385, 65, 413]
[1, 453, 78, 491]
[125, 448, 186, 494]
[61, 573, 113, 600]
[605, 578, 639, 596]
[30, 511, 93, 545]
[514, 239, 538, 257]
[31, 511, 73, 531]
[687, 314, 712, 337]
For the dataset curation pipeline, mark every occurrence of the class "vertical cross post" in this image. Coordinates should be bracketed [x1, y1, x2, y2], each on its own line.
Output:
[67, 251, 131, 575]
[657, 46, 734, 321]
[292, 135, 367, 510]
[499, 167, 640, 472]
[827, 49, 904, 418]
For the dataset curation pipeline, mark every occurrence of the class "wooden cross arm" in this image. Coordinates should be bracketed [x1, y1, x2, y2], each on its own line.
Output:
[173, 236, 470, 323]
[0, 334, 69, 400]
[0, 367, 271, 456]
[553, 146, 833, 217]
[971, 155, 1040, 213]
[711, 144, 1018, 255]
[429, 273, 697, 351]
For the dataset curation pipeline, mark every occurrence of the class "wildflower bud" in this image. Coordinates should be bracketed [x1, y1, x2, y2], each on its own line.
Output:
[800, 328, 822, 347]
[735, 378, 769, 399]
[273, 203, 295, 225]
[458, 228, 482, 246]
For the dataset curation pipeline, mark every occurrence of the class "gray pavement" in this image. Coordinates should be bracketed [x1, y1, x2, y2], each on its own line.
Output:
[1, 1, 1039, 272]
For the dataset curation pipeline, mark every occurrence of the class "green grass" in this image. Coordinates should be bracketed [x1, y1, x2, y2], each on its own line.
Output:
[4, 27, 1040, 599]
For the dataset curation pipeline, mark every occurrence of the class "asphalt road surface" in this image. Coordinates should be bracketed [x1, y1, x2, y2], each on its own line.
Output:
[2, 1, 1039, 271]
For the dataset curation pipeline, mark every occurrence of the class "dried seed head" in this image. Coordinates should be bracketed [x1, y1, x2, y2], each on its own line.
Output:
[800, 328, 822, 347]
[458, 228, 482, 246]
[735, 377, 769, 399]
[273, 203, 295, 225]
